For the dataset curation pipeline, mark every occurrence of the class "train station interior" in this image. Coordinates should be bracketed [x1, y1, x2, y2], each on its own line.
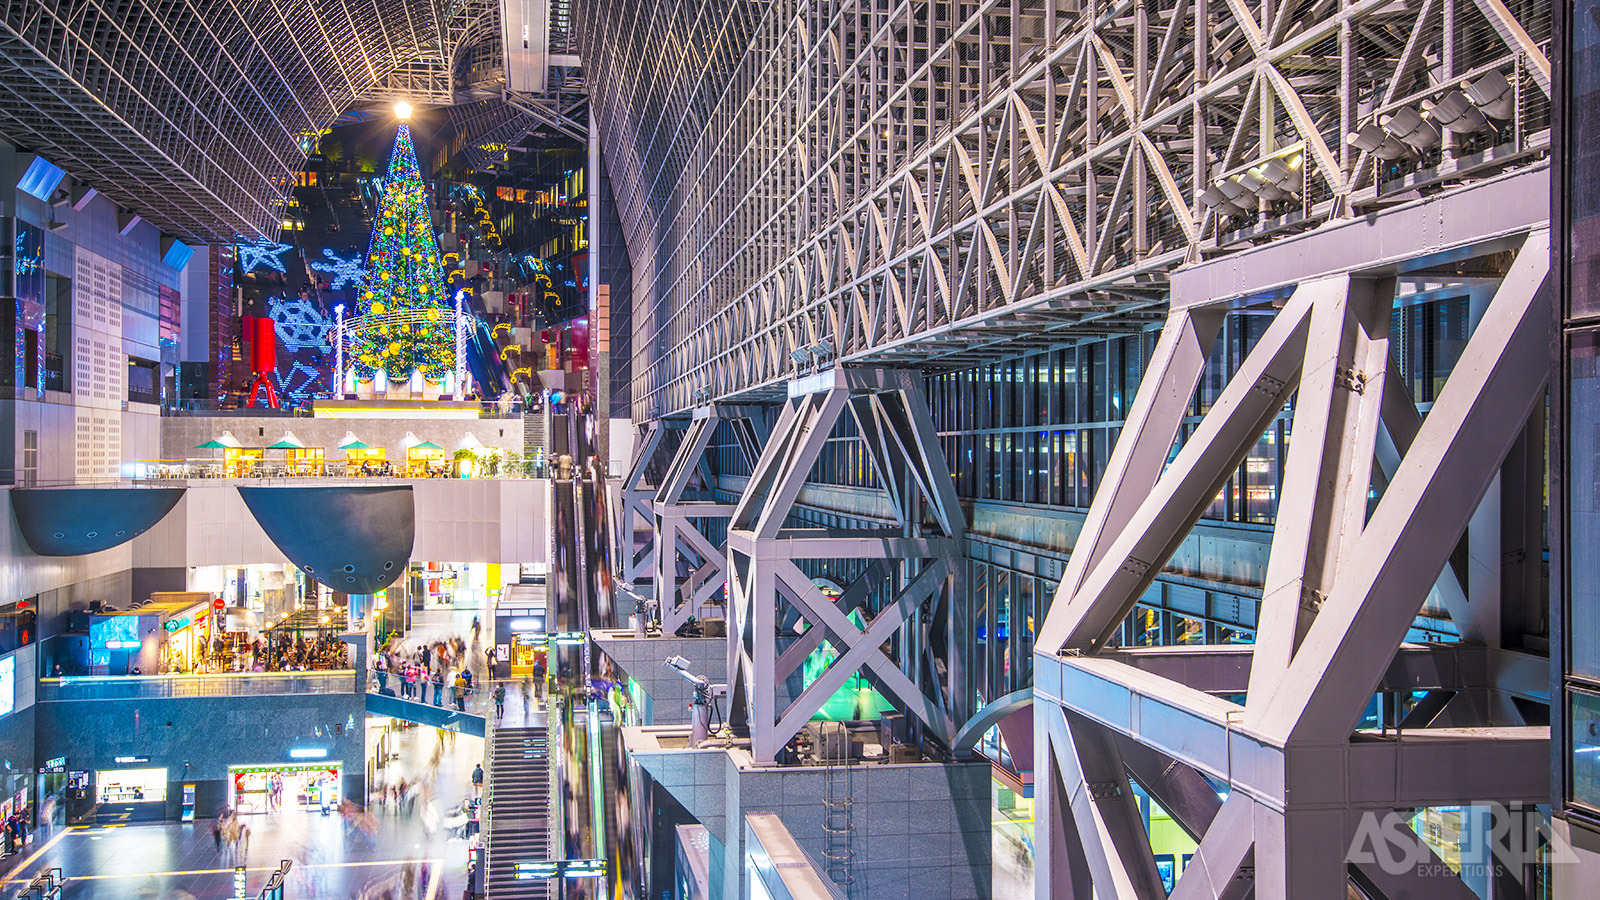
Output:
[0, 1, 1593, 898]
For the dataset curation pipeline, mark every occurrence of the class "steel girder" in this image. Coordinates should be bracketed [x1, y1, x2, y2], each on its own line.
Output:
[1032, 218, 1552, 899]
[0, 0, 501, 242]
[652, 404, 768, 636]
[724, 367, 968, 763]
[578, 0, 1553, 420]
[618, 417, 673, 590]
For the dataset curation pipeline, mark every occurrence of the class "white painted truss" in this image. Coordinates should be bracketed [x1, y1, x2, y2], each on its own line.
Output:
[725, 367, 969, 762]
[1032, 216, 1552, 899]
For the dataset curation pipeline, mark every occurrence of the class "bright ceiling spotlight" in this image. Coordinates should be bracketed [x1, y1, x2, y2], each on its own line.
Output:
[1347, 122, 1411, 160]
[1423, 89, 1490, 134]
[394, 101, 413, 120]
[1461, 69, 1515, 120]
[1380, 106, 1441, 150]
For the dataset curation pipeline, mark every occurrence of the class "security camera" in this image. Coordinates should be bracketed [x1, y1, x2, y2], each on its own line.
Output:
[664, 655, 692, 673]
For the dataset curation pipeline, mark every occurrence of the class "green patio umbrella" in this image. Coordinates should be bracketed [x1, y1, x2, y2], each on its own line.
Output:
[265, 431, 305, 450]
[411, 440, 443, 450]
[341, 440, 373, 450]
[195, 431, 241, 450]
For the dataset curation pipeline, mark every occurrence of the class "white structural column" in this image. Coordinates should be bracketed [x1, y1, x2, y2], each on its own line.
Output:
[1034, 228, 1552, 900]
[727, 368, 966, 763]
[653, 404, 768, 636]
[618, 419, 668, 589]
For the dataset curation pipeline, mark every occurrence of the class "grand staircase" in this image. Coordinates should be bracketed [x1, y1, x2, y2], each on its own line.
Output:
[484, 723, 553, 899]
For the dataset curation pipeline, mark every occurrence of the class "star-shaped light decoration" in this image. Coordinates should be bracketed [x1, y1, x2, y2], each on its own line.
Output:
[307, 248, 367, 289]
[236, 241, 293, 274]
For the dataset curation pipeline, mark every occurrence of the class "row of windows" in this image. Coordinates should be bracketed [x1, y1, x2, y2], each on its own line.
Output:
[712, 297, 1473, 529]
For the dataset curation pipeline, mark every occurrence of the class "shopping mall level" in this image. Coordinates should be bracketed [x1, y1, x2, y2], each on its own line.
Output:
[1, 1, 1600, 899]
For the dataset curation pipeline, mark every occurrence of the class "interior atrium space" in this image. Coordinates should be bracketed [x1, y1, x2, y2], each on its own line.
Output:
[0, 0, 1594, 899]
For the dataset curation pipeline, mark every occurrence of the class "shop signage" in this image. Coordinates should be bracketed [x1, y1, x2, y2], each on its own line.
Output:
[233, 866, 247, 899]
[114, 756, 149, 764]
[213, 597, 225, 610]
[163, 616, 191, 632]
[42, 756, 66, 772]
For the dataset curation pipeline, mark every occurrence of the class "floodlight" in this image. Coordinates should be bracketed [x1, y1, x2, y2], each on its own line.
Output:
[1380, 106, 1441, 150]
[1237, 169, 1286, 202]
[1257, 156, 1301, 194]
[1423, 90, 1490, 134]
[1461, 69, 1515, 120]
[395, 101, 413, 120]
[1212, 177, 1256, 205]
[1346, 123, 1410, 160]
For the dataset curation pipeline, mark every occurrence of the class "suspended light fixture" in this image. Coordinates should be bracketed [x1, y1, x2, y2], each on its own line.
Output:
[1379, 106, 1441, 150]
[1346, 122, 1411, 160]
[1461, 69, 1515, 120]
[394, 101, 413, 120]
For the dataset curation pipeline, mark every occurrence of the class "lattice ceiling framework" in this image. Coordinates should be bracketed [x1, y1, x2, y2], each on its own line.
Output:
[0, 0, 505, 242]
[579, 0, 1553, 421]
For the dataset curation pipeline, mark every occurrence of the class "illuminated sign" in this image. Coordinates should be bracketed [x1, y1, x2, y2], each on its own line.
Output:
[0, 656, 13, 717]
[164, 616, 191, 632]
[114, 756, 150, 764]
[44, 756, 67, 772]
[514, 859, 607, 880]
[289, 748, 328, 759]
[234, 865, 247, 899]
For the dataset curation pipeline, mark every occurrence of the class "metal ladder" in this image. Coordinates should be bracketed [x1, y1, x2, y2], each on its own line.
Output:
[820, 722, 856, 898]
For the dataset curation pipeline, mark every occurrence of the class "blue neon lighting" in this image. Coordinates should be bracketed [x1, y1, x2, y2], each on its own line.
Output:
[17, 157, 65, 201]
[162, 240, 194, 271]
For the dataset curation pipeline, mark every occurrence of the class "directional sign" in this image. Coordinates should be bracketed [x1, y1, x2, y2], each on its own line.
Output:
[513, 859, 606, 880]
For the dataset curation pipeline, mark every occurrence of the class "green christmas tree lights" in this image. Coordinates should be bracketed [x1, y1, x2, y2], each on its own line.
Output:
[347, 123, 454, 382]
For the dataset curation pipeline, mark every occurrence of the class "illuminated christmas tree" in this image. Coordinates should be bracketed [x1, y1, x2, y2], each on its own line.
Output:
[347, 122, 454, 382]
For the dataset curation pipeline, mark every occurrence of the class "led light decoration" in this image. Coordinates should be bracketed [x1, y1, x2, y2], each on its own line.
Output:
[307, 248, 367, 289]
[268, 296, 333, 354]
[345, 124, 455, 382]
[237, 241, 293, 274]
[274, 360, 327, 406]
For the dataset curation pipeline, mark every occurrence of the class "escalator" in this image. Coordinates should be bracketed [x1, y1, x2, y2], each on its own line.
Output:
[484, 722, 553, 899]
[486, 407, 636, 898]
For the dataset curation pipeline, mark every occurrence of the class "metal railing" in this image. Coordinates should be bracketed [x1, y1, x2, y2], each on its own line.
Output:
[122, 460, 558, 481]
[37, 670, 358, 701]
[368, 672, 502, 718]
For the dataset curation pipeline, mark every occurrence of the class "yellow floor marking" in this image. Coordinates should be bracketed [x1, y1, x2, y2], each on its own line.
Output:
[0, 828, 73, 886]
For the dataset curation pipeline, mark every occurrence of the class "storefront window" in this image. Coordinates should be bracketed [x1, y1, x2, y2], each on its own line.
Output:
[1573, 691, 1600, 811]
[230, 764, 341, 813]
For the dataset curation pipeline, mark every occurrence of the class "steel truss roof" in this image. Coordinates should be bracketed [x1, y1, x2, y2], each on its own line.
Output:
[579, 0, 1553, 421]
[0, 0, 500, 242]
